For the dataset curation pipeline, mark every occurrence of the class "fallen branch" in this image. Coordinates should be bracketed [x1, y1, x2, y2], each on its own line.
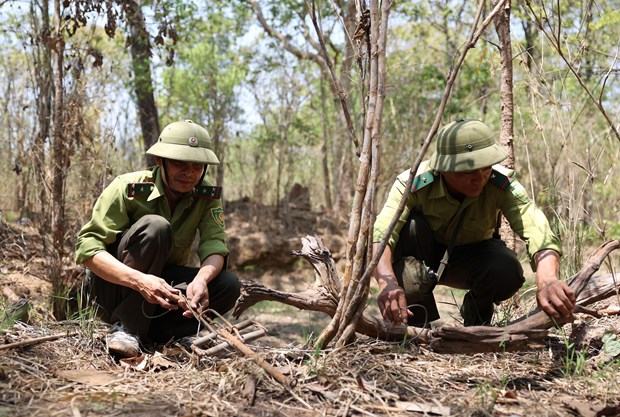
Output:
[215, 326, 294, 387]
[202, 329, 268, 356]
[234, 236, 620, 353]
[183, 296, 293, 388]
[192, 318, 254, 348]
[0, 332, 78, 351]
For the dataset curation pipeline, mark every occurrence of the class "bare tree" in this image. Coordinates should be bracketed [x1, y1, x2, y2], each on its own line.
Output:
[31, 0, 53, 223]
[493, 0, 516, 251]
[247, 0, 358, 214]
[124, 0, 160, 164]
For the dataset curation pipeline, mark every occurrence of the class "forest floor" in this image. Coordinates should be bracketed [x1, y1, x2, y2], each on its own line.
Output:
[1, 199, 620, 417]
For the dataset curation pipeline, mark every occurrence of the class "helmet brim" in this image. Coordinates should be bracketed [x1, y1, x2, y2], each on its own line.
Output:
[429, 142, 508, 172]
[146, 142, 220, 165]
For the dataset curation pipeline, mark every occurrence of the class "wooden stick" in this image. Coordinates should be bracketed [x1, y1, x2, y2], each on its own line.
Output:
[192, 318, 254, 348]
[181, 295, 294, 388]
[0, 332, 77, 351]
[204, 329, 268, 355]
[215, 326, 293, 387]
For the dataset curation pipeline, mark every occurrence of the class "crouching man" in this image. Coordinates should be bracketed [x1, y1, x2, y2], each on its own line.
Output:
[372, 119, 575, 327]
[75, 120, 241, 357]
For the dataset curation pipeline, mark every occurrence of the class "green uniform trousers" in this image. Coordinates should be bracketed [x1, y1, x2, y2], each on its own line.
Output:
[392, 211, 524, 326]
[87, 214, 241, 341]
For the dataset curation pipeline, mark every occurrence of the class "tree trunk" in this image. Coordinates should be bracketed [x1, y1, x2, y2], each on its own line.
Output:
[51, 0, 65, 253]
[493, 0, 516, 251]
[124, 0, 160, 164]
[319, 77, 333, 212]
[31, 0, 52, 225]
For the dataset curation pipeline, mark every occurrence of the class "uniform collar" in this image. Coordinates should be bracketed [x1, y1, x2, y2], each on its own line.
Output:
[146, 167, 166, 202]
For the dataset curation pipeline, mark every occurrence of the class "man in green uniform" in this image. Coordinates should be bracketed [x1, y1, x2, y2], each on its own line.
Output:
[75, 120, 241, 357]
[372, 119, 575, 327]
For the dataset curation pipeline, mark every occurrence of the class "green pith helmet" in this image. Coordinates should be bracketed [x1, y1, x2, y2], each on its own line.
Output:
[146, 120, 220, 165]
[429, 119, 508, 172]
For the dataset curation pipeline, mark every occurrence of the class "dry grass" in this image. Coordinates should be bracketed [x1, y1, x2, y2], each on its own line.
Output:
[1, 312, 619, 417]
[1, 218, 620, 417]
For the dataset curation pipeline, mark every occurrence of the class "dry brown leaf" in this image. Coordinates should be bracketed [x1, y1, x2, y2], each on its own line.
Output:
[241, 376, 257, 406]
[563, 397, 620, 417]
[503, 389, 518, 399]
[57, 369, 119, 386]
[119, 353, 147, 370]
[151, 352, 176, 370]
[395, 400, 450, 416]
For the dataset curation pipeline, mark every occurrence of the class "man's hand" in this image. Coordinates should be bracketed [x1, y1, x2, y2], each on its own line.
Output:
[181, 278, 210, 318]
[136, 274, 181, 310]
[372, 243, 412, 325]
[536, 279, 575, 318]
[534, 249, 575, 318]
[377, 279, 412, 325]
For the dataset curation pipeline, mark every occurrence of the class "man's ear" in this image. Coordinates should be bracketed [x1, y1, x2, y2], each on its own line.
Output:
[155, 156, 163, 166]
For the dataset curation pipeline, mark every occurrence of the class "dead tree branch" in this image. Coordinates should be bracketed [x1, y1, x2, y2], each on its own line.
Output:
[234, 236, 619, 354]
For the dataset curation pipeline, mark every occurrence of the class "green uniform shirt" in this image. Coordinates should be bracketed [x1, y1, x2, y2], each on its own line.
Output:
[75, 167, 228, 266]
[373, 161, 561, 271]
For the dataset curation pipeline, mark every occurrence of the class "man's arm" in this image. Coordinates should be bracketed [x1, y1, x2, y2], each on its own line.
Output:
[83, 251, 182, 310]
[534, 249, 575, 318]
[373, 243, 412, 325]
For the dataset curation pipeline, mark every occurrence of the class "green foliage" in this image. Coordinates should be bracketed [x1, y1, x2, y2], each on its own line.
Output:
[560, 328, 588, 378]
[602, 333, 620, 358]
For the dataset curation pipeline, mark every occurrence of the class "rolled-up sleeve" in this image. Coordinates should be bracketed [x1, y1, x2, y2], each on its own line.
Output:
[197, 200, 229, 262]
[373, 171, 415, 248]
[501, 178, 562, 270]
[74, 177, 130, 264]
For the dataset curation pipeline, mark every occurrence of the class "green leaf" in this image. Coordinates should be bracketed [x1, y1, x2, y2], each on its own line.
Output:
[602, 333, 620, 357]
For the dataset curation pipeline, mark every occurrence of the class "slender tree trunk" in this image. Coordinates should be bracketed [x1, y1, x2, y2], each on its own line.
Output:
[494, 0, 516, 252]
[51, 0, 65, 252]
[315, 0, 391, 348]
[125, 0, 160, 164]
[50, 0, 68, 319]
[319, 77, 333, 212]
[31, 0, 52, 224]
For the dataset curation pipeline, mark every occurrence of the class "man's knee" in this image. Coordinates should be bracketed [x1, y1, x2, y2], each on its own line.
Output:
[134, 214, 172, 243]
[210, 271, 241, 313]
[476, 249, 524, 302]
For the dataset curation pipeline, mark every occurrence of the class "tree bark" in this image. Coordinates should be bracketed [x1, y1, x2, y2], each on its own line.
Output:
[493, 0, 516, 252]
[124, 0, 160, 164]
[51, 0, 65, 254]
[31, 0, 52, 224]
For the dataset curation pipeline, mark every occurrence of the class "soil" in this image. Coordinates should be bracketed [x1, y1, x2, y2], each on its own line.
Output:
[1, 200, 619, 417]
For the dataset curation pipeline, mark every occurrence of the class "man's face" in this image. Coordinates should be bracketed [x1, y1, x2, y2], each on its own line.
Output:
[157, 158, 205, 194]
[442, 167, 492, 199]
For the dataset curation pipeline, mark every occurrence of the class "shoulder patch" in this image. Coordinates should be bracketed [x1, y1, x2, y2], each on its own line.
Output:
[411, 171, 435, 193]
[210, 207, 225, 228]
[126, 182, 155, 198]
[194, 185, 222, 200]
[488, 169, 511, 190]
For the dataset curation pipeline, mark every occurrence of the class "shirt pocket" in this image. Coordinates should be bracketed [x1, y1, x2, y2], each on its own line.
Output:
[460, 217, 496, 242]
[170, 237, 195, 266]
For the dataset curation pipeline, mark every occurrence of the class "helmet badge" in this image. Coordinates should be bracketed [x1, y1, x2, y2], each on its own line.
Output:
[188, 136, 199, 147]
[466, 144, 473, 151]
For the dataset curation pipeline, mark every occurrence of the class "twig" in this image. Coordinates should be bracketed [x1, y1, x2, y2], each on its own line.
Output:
[192, 318, 254, 348]
[214, 326, 295, 387]
[203, 329, 268, 356]
[0, 332, 78, 351]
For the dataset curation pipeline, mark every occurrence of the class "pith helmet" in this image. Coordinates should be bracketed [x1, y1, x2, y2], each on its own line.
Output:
[146, 120, 220, 165]
[429, 119, 508, 172]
